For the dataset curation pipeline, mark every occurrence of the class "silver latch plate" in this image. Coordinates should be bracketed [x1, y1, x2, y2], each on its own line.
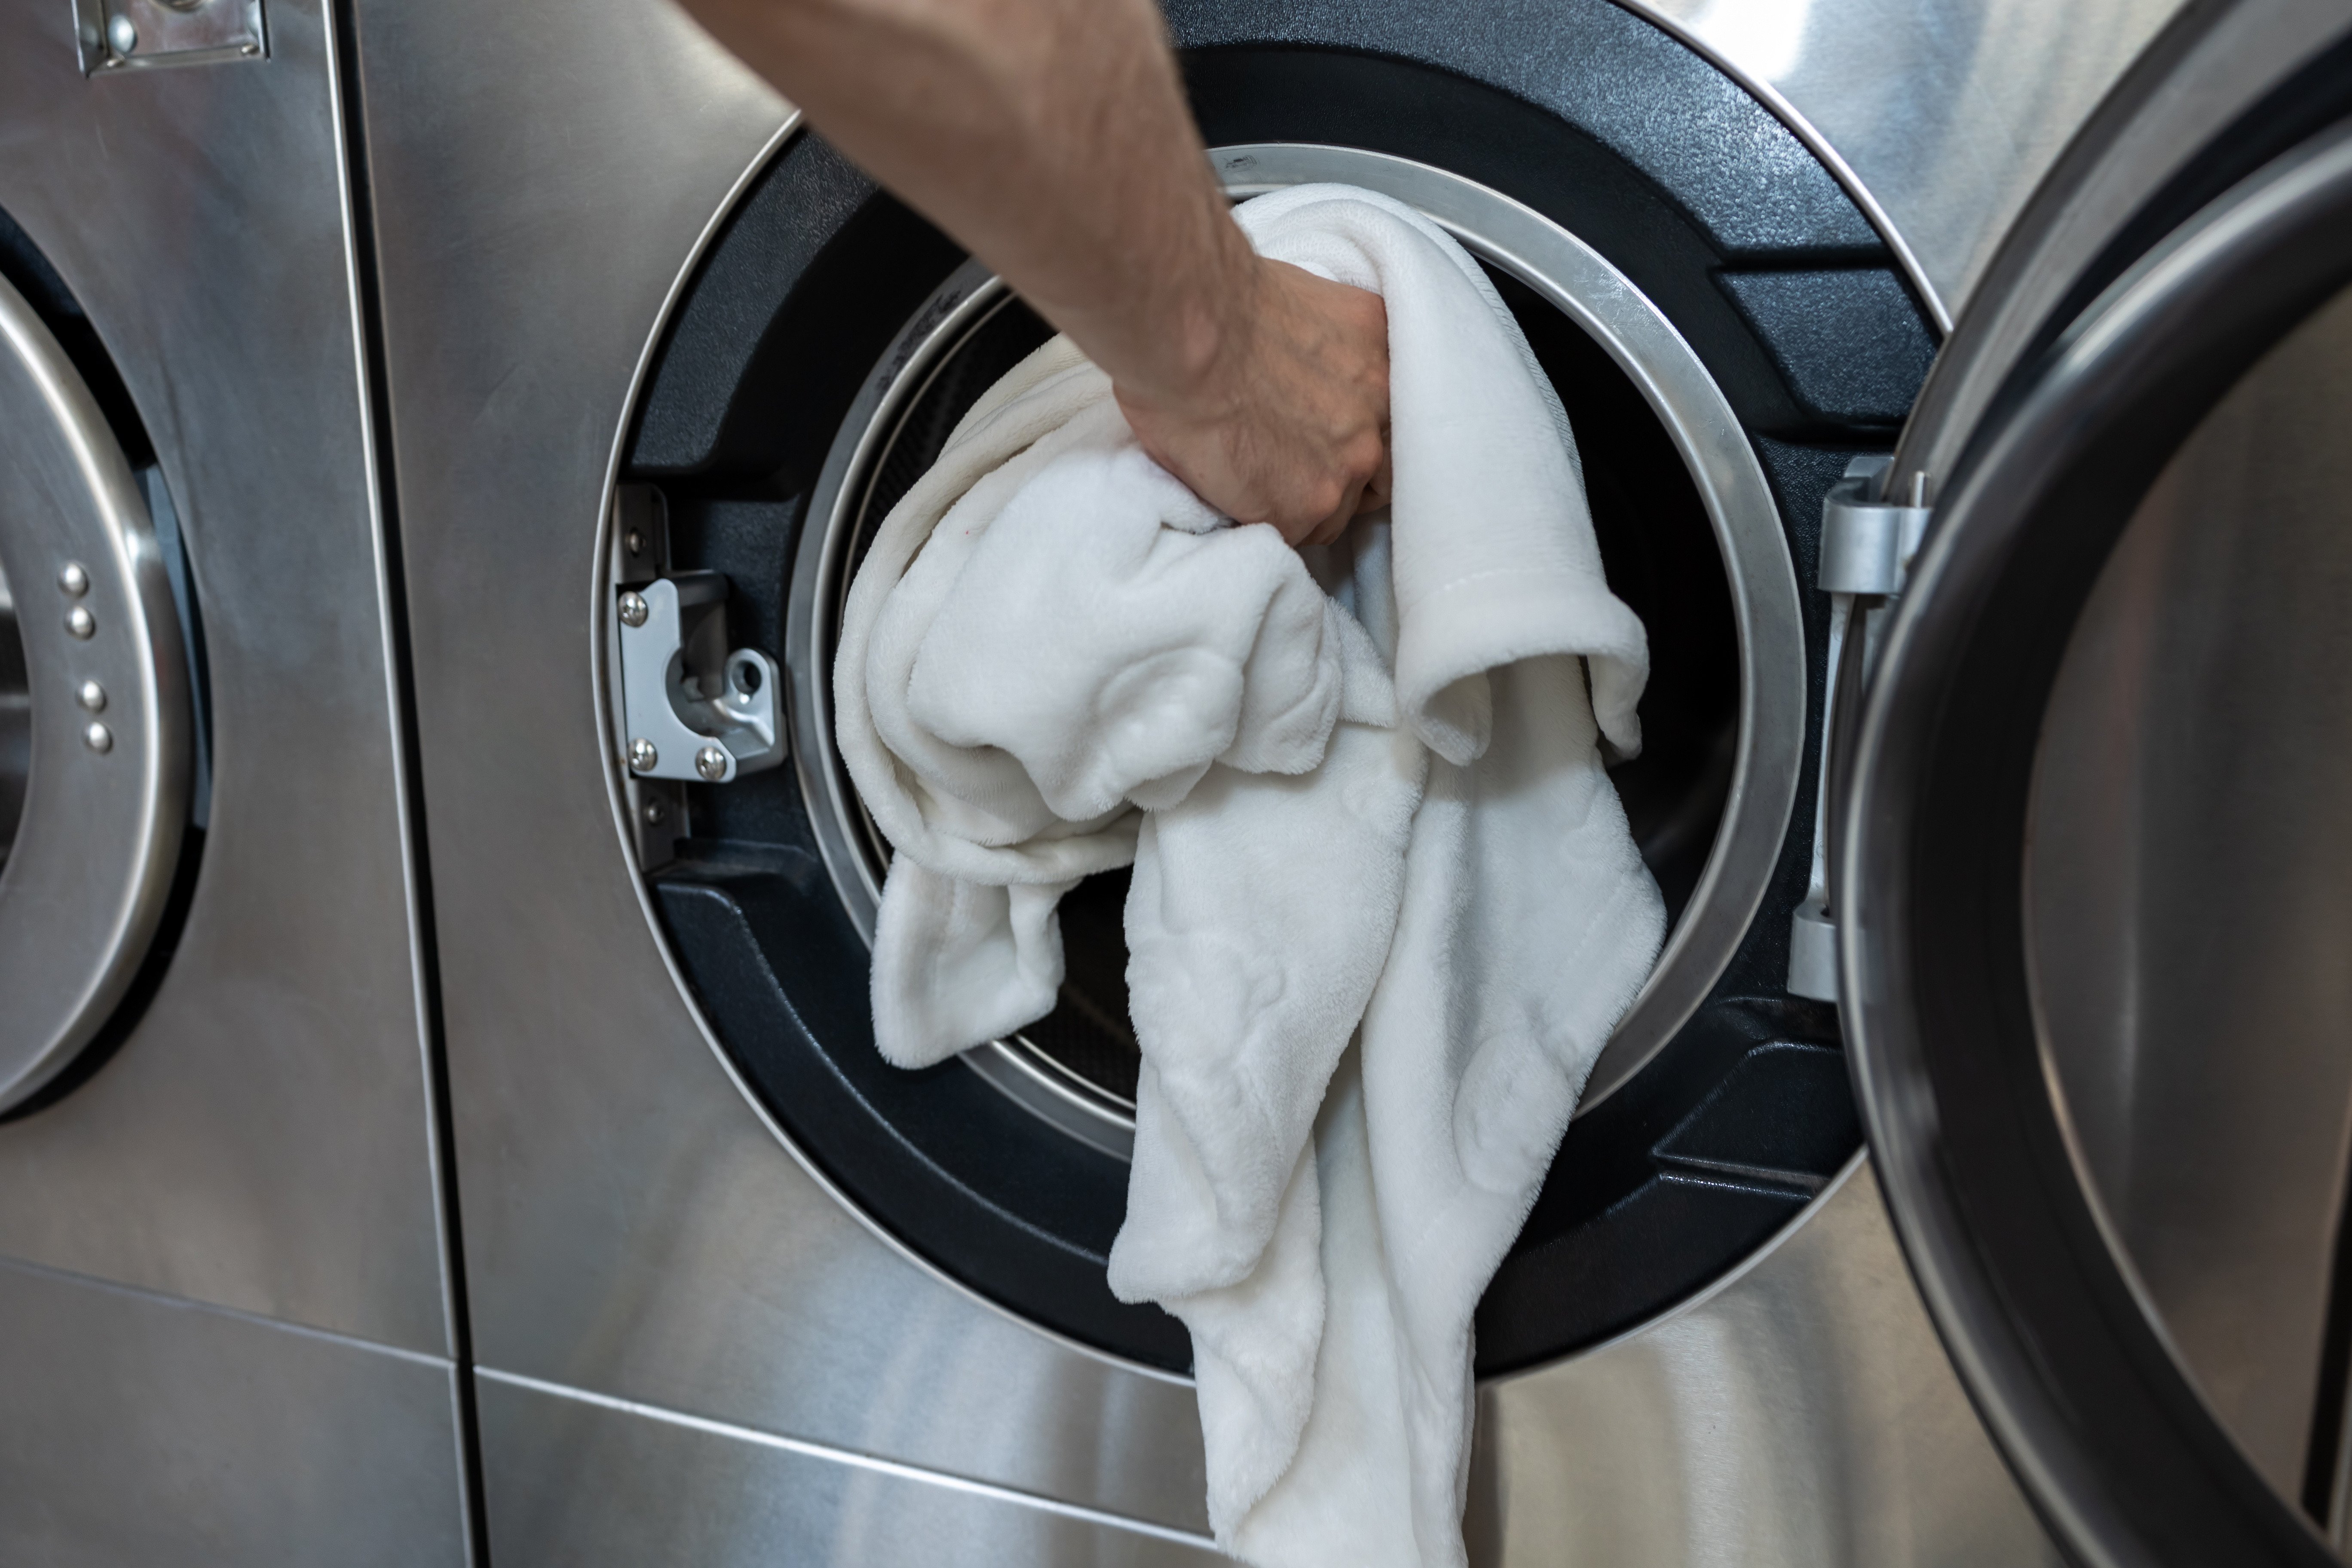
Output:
[76, 0, 266, 72]
[619, 575, 784, 784]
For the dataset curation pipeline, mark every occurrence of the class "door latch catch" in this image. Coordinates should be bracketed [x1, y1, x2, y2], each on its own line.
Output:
[618, 573, 784, 785]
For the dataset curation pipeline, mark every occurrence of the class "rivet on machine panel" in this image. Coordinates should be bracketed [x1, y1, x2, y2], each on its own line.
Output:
[84, 722, 112, 754]
[77, 681, 106, 713]
[618, 591, 649, 628]
[57, 562, 89, 596]
[643, 797, 670, 825]
[695, 746, 728, 781]
[628, 738, 658, 772]
[105, 12, 136, 54]
[65, 606, 95, 640]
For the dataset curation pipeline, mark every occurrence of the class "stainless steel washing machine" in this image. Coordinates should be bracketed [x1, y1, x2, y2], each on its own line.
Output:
[341, 0, 2352, 1562]
[0, 4, 471, 1561]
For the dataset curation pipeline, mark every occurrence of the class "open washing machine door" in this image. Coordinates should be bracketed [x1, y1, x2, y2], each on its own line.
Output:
[1835, 2, 2352, 1562]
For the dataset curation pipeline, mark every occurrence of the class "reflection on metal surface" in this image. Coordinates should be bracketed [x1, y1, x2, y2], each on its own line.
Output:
[1889, 0, 2352, 506]
[2028, 279, 2352, 1501]
[464, 1159, 2060, 1568]
[1476, 1161, 2061, 1567]
[0, 0, 451, 1354]
[0, 1256, 467, 1566]
[0, 273, 190, 1112]
[477, 1371, 1221, 1566]
[786, 143, 1805, 1124]
[1843, 119, 2352, 1568]
[1635, 0, 2187, 317]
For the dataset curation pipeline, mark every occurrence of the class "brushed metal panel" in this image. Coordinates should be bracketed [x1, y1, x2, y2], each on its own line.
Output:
[1637, 0, 2190, 320]
[466, 1161, 2055, 1564]
[0, 1256, 467, 1568]
[477, 1372, 1220, 1567]
[0, 0, 451, 1352]
[1473, 1161, 2061, 1568]
[347, 0, 1219, 1528]
[2027, 280, 2352, 1499]
[1890, 0, 2352, 505]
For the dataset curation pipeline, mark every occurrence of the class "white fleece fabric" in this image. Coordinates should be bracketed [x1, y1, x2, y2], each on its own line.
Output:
[836, 184, 1666, 1568]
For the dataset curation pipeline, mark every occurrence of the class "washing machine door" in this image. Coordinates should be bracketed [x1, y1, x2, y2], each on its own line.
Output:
[0, 269, 192, 1111]
[1839, 3, 2352, 1564]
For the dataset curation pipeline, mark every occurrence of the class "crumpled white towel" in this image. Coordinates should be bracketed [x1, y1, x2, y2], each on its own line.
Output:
[836, 183, 1666, 1568]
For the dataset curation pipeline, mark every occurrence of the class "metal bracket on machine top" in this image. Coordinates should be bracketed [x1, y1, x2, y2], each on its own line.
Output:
[616, 571, 785, 788]
[1787, 455, 1932, 1005]
[74, 0, 266, 73]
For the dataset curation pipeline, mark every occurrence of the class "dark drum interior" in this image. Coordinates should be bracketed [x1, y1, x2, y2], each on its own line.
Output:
[820, 273, 1737, 1110]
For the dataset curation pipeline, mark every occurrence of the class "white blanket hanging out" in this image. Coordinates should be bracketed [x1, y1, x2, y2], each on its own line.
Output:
[836, 183, 1665, 1568]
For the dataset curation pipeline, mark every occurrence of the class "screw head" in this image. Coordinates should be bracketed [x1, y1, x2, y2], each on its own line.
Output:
[627, 738, 658, 772]
[625, 530, 646, 556]
[65, 606, 95, 640]
[77, 680, 106, 713]
[83, 721, 112, 754]
[695, 745, 728, 781]
[57, 562, 89, 597]
[642, 797, 670, 825]
[617, 591, 649, 628]
[106, 12, 136, 53]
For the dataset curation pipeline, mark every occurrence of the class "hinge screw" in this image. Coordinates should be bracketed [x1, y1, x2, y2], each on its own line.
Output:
[617, 591, 649, 628]
[84, 722, 113, 754]
[65, 606, 95, 640]
[58, 562, 89, 596]
[627, 738, 657, 772]
[78, 681, 106, 712]
[695, 745, 728, 781]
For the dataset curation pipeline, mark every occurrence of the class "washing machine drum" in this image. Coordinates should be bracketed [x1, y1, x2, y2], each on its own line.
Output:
[612, 3, 1937, 1372]
[0, 218, 200, 1115]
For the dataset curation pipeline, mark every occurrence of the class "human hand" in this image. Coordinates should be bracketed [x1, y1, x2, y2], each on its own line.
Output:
[1116, 257, 1392, 548]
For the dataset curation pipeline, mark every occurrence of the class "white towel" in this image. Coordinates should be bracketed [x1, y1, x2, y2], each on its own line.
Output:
[836, 184, 1666, 1568]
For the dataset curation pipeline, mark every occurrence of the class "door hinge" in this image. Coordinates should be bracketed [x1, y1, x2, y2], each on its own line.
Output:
[1789, 456, 1931, 1005]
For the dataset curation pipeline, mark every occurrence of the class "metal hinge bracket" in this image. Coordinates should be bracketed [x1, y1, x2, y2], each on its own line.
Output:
[1788, 455, 1932, 1005]
[75, 0, 266, 73]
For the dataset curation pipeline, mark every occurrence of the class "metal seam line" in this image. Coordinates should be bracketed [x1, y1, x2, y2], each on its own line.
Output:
[318, 0, 492, 1557]
[475, 1366, 1221, 1550]
[0, 1251, 453, 1372]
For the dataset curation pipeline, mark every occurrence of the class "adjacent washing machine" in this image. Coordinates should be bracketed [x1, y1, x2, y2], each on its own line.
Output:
[346, 0, 2352, 1562]
[0, 4, 471, 1562]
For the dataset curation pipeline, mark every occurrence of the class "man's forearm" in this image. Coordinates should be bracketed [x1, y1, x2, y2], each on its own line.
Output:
[680, 0, 1252, 407]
